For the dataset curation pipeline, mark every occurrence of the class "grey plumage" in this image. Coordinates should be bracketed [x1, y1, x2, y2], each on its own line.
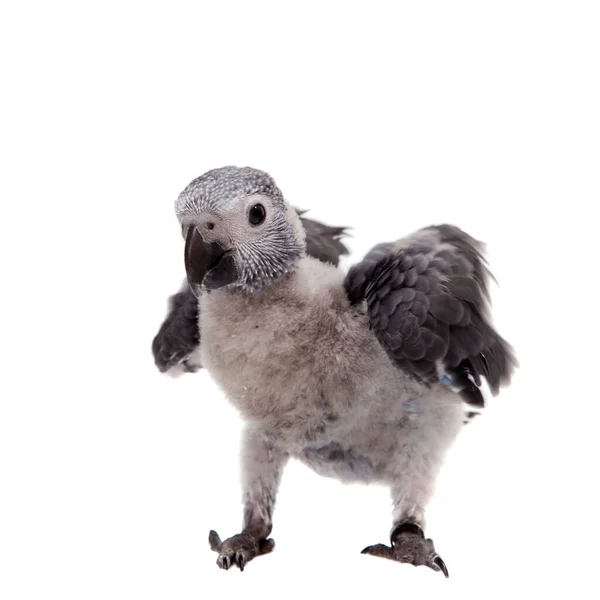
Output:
[154, 166, 516, 576]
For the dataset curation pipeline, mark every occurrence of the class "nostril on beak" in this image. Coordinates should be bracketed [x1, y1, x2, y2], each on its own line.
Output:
[206, 222, 215, 231]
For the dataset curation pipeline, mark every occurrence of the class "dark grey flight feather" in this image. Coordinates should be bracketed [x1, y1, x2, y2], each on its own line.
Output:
[344, 225, 517, 406]
[152, 213, 349, 373]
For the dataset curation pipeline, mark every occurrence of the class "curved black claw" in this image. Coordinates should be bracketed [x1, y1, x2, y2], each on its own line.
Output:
[235, 551, 246, 572]
[433, 554, 449, 578]
[218, 554, 230, 570]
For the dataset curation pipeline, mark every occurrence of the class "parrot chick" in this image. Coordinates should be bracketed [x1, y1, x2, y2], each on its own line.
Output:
[160, 166, 516, 576]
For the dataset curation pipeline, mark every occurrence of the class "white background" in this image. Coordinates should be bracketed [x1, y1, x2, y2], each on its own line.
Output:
[1, 1, 599, 598]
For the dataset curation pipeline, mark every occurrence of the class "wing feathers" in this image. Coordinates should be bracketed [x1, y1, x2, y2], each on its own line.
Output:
[298, 213, 349, 267]
[344, 224, 516, 404]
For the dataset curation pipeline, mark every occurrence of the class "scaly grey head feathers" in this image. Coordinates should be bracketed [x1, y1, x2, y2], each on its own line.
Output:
[175, 166, 305, 293]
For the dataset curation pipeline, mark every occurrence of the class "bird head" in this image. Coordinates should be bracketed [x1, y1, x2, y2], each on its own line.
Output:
[175, 166, 305, 295]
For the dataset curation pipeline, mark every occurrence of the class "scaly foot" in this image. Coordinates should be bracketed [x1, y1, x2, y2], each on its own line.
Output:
[361, 522, 448, 578]
[209, 529, 275, 571]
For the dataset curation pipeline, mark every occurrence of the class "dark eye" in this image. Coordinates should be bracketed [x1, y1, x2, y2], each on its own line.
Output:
[248, 203, 266, 226]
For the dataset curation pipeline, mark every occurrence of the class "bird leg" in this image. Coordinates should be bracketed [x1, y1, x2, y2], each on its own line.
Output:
[209, 428, 288, 571]
[361, 521, 449, 577]
[361, 469, 449, 577]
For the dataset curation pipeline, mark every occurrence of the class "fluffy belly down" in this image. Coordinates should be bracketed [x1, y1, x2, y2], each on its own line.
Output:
[299, 440, 379, 482]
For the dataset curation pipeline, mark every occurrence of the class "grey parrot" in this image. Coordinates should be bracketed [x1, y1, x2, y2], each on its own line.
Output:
[152, 166, 516, 576]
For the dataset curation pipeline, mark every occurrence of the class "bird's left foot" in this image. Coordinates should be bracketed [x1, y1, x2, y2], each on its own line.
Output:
[361, 522, 449, 578]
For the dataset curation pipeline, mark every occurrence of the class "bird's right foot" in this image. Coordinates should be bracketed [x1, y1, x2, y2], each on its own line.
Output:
[208, 529, 275, 571]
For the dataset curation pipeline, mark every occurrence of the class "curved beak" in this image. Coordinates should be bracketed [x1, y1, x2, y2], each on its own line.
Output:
[184, 227, 238, 296]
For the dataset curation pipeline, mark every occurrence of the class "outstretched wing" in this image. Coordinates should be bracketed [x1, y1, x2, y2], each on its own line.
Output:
[152, 284, 201, 373]
[344, 225, 516, 406]
[152, 213, 349, 373]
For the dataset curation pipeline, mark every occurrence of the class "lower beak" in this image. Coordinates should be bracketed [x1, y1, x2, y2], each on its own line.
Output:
[184, 227, 238, 295]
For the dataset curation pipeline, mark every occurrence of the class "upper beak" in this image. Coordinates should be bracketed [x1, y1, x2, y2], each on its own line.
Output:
[184, 227, 238, 295]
